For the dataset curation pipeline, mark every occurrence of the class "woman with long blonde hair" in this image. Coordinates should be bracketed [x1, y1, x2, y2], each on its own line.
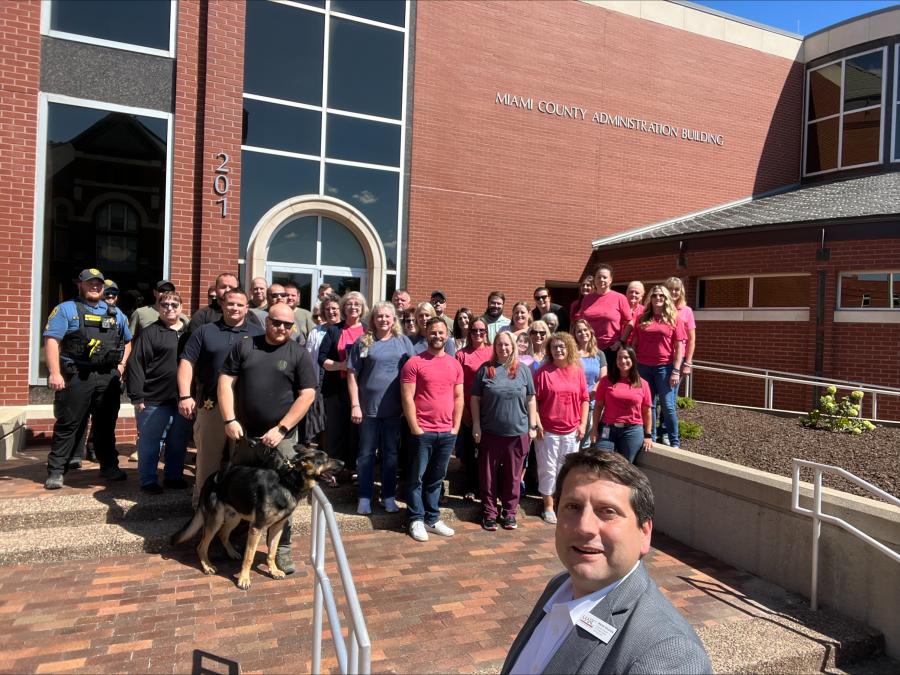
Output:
[631, 285, 685, 448]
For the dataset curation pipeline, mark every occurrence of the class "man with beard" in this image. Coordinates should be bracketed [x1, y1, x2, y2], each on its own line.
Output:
[400, 318, 463, 542]
[217, 302, 317, 574]
[392, 288, 412, 313]
[483, 291, 511, 342]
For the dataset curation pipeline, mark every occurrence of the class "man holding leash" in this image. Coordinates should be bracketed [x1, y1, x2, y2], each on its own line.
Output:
[218, 302, 317, 574]
[502, 450, 710, 674]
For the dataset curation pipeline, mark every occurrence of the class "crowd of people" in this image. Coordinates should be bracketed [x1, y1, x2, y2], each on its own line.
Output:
[41, 262, 696, 549]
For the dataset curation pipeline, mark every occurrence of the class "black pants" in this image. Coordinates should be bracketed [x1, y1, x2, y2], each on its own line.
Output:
[324, 388, 358, 471]
[47, 367, 121, 475]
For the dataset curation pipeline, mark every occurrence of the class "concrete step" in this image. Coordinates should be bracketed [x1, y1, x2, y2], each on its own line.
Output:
[828, 655, 900, 674]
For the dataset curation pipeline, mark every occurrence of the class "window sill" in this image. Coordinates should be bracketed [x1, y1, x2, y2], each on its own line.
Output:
[694, 309, 809, 322]
[834, 310, 900, 324]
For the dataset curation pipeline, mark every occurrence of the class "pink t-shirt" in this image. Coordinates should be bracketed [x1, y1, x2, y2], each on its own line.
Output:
[632, 316, 687, 366]
[456, 345, 492, 406]
[534, 363, 589, 434]
[337, 323, 366, 379]
[625, 304, 644, 345]
[400, 352, 464, 433]
[595, 376, 652, 426]
[676, 305, 696, 331]
[579, 291, 633, 349]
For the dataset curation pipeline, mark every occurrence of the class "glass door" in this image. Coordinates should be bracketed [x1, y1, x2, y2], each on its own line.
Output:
[267, 263, 368, 310]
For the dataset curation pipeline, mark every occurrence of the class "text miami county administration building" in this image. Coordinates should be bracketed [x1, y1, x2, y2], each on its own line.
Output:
[1, 0, 899, 438]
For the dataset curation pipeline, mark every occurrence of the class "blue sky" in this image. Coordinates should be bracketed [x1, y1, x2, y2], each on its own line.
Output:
[691, 1, 900, 36]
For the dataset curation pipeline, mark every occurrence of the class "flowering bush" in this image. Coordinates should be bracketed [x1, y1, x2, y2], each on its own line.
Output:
[801, 386, 876, 434]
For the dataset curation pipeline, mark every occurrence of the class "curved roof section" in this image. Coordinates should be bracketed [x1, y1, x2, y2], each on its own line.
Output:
[804, 5, 900, 63]
[592, 172, 900, 249]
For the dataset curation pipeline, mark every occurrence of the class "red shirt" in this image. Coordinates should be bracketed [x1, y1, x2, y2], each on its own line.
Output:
[596, 376, 651, 425]
[579, 291, 632, 349]
[337, 323, 365, 378]
[632, 315, 686, 366]
[534, 363, 589, 434]
[400, 352, 463, 433]
[456, 345, 492, 407]
[676, 305, 696, 332]
[625, 304, 644, 345]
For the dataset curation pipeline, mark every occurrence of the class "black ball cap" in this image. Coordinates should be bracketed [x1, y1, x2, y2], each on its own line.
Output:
[78, 268, 105, 282]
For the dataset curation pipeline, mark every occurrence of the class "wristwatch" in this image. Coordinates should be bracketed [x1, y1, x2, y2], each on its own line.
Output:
[530, 424, 539, 431]
[277, 424, 289, 435]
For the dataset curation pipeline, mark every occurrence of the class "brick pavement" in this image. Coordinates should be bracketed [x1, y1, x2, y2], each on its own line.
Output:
[0, 507, 762, 674]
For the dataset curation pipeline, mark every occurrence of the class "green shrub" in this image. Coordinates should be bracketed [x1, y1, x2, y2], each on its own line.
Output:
[801, 386, 876, 434]
[679, 420, 703, 439]
[676, 396, 696, 410]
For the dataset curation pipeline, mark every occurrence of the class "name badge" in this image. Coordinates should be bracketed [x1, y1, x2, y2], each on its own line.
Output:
[600, 426, 611, 440]
[576, 612, 617, 643]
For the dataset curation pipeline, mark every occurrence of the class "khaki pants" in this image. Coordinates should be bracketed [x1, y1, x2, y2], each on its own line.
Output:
[192, 407, 228, 508]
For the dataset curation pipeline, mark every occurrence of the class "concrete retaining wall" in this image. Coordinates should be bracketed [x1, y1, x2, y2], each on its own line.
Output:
[638, 446, 900, 659]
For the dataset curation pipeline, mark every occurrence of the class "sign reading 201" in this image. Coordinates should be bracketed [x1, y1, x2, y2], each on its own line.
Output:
[214, 152, 230, 216]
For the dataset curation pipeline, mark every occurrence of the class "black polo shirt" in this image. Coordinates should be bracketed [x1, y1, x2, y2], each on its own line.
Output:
[180, 319, 264, 401]
[220, 335, 317, 437]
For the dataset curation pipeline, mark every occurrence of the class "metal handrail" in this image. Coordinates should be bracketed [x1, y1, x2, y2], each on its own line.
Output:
[693, 359, 900, 393]
[791, 459, 900, 611]
[309, 484, 371, 674]
[684, 363, 900, 422]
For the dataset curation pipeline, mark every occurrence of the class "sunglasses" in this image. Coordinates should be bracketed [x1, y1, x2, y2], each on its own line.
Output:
[104, 291, 119, 297]
[530, 330, 547, 336]
[470, 328, 487, 334]
[401, 319, 415, 325]
[267, 318, 295, 329]
[650, 293, 666, 298]
[159, 302, 179, 309]
[534, 295, 549, 301]
[269, 292, 287, 298]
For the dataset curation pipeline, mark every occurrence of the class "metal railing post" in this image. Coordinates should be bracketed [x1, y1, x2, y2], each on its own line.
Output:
[872, 392, 878, 420]
[311, 501, 324, 675]
[810, 468, 822, 611]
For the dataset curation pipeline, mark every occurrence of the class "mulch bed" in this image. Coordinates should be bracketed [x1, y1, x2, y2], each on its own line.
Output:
[677, 403, 899, 503]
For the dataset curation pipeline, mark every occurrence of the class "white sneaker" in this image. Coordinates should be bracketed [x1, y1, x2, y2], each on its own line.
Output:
[357, 498, 372, 515]
[425, 520, 455, 537]
[382, 497, 400, 513]
[410, 520, 429, 542]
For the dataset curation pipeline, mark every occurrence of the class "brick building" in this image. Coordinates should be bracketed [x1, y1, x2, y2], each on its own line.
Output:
[0, 0, 897, 435]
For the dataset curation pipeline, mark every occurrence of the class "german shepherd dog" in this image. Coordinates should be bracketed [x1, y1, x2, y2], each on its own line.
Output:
[172, 447, 342, 590]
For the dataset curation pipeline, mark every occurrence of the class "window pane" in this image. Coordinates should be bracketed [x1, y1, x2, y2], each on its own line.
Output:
[841, 108, 881, 167]
[243, 99, 321, 155]
[805, 118, 839, 174]
[51, 0, 171, 50]
[268, 216, 317, 265]
[239, 151, 320, 253]
[839, 273, 891, 308]
[321, 217, 366, 267]
[271, 271, 315, 310]
[244, 0, 324, 105]
[844, 51, 883, 112]
[325, 164, 399, 269]
[698, 278, 750, 308]
[326, 114, 401, 166]
[42, 103, 167, 374]
[752, 276, 808, 308]
[807, 63, 841, 121]
[385, 272, 396, 302]
[331, 0, 406, 27]
[323, 274, 361, 296]
[328, 18, 404, 119]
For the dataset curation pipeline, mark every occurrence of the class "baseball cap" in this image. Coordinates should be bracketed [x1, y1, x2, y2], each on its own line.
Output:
[78, 268, 105, 282]
[156, 280, 176, 292]
[430, 290, 447, 302]
[103, 279, 119, 291]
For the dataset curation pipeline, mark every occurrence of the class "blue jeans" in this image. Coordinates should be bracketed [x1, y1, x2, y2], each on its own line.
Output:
[580, 399, 596, 450]
[637, 363, 680, 447]
[135, 403, 191, 487]
[357, 416, 401, 501]
[406, 431, 456, 525]
[595, 424, 644, 463]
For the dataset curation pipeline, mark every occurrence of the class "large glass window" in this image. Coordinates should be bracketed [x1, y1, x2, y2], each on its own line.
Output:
[38, 99, 169, 377]
[242, 99, 321, 156]
[244, 0, 325, 105]
[326, 114, 401, 166]
[47, 0, 172, 53]
[332, 0, 406, 27]
[805, 48, 885, 176]
[838, 272, 899, 309]
[698, 276, 809, 309]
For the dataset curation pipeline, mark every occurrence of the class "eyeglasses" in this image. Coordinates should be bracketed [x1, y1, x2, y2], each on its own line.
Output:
[650, 293, 665, 298]
[535, 295, 549, 301]
[431, 298, 445, 303]
[104, 291, 119, 297]
[470, 328, 487, 334]
[530, 330, 546, 336]
[159, 302, 179, 309]
[269, 292, 287, 298]
[267, 318, 295, 329]
[401, 319, 415, 325]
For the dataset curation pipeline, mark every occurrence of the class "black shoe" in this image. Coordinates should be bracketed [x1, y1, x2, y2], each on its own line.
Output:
[502, 515, 517, 530]
[163, 478, 189, 490]
[44, 473, 64, 490]
[85, 447, 97, 463]
[67, 459, 82, 470]
[275, 549, 295, 575]
[140, 483, 163, 495]
[481, 518, 498, 532]
[99, 466, 127, 481]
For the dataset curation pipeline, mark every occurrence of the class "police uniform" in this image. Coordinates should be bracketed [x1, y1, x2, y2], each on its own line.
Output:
[44, 269, 132, 483]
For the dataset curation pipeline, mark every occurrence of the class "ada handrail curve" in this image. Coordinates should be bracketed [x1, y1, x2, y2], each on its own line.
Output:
[309, 484, 371, 674]
[790, 458, 900, 611]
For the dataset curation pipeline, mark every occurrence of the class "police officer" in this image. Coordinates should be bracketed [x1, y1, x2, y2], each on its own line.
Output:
[43, 268, 132, 489]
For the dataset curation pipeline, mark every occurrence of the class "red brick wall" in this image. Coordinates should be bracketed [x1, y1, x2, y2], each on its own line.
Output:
[592, 234, 900, 419]
[173, 0, 246, 315]
[28, 417, 137, 446]
[0, 1, 41, 405]
[406, 0, 802, 314]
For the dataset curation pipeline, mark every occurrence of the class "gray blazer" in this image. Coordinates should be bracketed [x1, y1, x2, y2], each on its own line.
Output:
[501, 562, 712, 675]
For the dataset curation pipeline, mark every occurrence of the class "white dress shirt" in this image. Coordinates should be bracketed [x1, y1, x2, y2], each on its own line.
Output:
[509, 562, 640, 675]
